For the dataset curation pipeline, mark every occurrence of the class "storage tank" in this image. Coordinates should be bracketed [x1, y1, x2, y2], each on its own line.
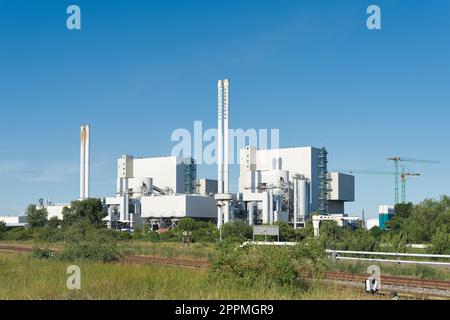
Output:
[298, 178, 310, 222]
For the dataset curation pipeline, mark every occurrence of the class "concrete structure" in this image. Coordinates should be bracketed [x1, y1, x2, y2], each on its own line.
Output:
[80, 125, 90, 200]
[117, 155, 195, 195]
[239, 146, 320, 210]
[238, 146, 355, 228]
[45, 204, 69, 220]
[215, 79, 233, 228]
[0, 216, 28, 227]
[105, 154, 215, 229]
[195, 179, 218, 195]
[328, 172, 355, 214]
[141, 194, 216, 219]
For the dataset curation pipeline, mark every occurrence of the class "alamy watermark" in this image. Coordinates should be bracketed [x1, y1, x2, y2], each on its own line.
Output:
[66, 265, 81, 290]
[170, 121, 280, 165]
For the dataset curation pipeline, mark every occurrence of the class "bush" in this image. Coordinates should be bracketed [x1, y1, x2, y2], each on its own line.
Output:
[221, 220, 252, 241]
[31, 246, 54, 259]
[36, 226, 65, 243]
[26, 204, 48, 228]
[62, 198, 106, 227]
[209, 239, 327, 290]
[60, 220, 120, 262]
[428, 226, 450, 254]
[5, 227, 33, 241]
[0, 221, 7, 240]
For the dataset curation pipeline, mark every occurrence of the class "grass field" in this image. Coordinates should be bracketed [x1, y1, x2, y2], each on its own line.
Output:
[119, 241, 214, 260]
[0, 252, 379, 300]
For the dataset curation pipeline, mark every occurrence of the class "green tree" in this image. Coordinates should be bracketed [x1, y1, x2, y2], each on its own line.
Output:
[319, 220, 343, 249]
[26, 204, 48, 228]
[386, 202, 413, 233]
[48, 216, 60, 229]
[221, 220, 252, 241]
[62, 199, 106, 227]
[0, 221, 7, 240]
[428, 226, 450, 254]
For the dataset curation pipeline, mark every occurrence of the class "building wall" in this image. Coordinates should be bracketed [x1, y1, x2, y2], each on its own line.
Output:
[0, 215, 28, 226]
[140, 194, 216, 219]
[329, 172, 355, 202]
[195, 179, 218, 195]
[46, 204, 69, 220]
[328, 200, 345, 215]
[239, 146, 319, 211]
[117, 155, 190, 194]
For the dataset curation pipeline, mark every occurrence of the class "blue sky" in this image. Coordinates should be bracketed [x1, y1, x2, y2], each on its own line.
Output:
[0, 0, 449, 219]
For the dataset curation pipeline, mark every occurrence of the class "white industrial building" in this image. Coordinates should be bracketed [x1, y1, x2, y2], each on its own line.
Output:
[237, 146, 355, 228]
[11, 79, 358, 233]
[0, 215, 28, 227]
[104, 154, 216, 230]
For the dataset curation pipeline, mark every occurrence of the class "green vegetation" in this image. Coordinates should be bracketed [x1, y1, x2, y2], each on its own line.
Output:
[0, 252, 377, 300]
[385, 197, 450, 252]
[26, 204, 48, 228]
[210, 238, 327, 291]
[0, 221, 7, 240]
[0, 195, 448, 300]
[59, 220, 120, 262]
[62, 198, 106, 227]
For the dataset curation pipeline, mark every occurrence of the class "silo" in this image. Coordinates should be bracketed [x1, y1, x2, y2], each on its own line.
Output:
[298, 178, 310, 222]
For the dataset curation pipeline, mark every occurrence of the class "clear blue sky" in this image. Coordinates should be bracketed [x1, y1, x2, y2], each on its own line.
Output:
[0, 0, 449, 219]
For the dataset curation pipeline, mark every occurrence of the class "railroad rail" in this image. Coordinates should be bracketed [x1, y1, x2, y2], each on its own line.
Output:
[1, 243, 449, 296]
[325, 271, 450, 291]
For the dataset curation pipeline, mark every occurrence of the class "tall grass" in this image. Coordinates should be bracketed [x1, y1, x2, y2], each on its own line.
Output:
[0, 252, 376, 300]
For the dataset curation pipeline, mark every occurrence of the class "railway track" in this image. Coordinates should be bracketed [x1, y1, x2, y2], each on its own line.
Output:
[1, 243, 449, 297]
[325, 271, 450, 291]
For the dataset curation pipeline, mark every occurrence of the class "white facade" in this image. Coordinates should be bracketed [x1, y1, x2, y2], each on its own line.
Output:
[239, 146, 320, 211]
[140, 194, 216, 219]
[117, 155, 189, 194]
[0, 216, 28, 227]
[45, 204, 69, 220]
[379, 205, 395, 214]
[366, 218, 379, 229]
[329, 172, 355, 202]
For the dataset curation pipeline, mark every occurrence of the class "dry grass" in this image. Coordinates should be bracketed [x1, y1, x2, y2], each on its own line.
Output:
[0, 252, 379, 300]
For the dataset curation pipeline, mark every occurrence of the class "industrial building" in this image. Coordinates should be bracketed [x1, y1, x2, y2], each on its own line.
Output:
[6, 78, 358, 232]
[379, 205, 395, 230]
[237, 146, 355, 228]
[104, 155, 216, 230]
[0, 215, 28, 228]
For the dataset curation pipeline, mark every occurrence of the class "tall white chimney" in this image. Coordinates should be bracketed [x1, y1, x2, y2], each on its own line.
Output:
[217, 80, 224, 229]
[80, 125, 90, 200]
[223, 79, 230, 223]
[217, 80, 223, 194]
